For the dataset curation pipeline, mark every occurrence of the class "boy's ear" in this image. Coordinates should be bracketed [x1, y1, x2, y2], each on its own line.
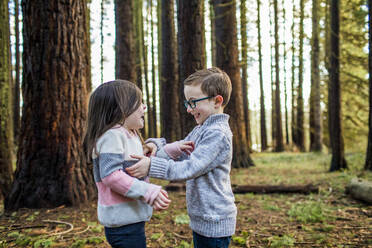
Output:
[215, 95, 223, 107]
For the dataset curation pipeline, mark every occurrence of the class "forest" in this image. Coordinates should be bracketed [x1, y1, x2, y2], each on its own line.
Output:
[0, 0, 372, 247]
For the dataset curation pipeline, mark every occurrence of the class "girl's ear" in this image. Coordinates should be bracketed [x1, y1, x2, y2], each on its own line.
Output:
[215, 95, 224, 107]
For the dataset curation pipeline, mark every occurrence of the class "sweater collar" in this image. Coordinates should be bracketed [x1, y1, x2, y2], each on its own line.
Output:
[200, 113, 230, 127]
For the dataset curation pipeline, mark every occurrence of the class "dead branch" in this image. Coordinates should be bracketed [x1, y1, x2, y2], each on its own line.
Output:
[42, 219, 74, 236]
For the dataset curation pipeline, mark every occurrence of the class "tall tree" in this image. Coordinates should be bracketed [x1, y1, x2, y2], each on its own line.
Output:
[177, 0, 206, 137]
[5, 0, 95, 210]
[212, 0, 254, 167]
[134, 0, 143, 90]
[296, 0, 305, 151]
[115, 0, 136, 82]
[282, 0, 289, 145]
[365, 0, 372, 171]
[274, 0, 284, 151]
[291, 1, 297, 147]
[13, 0, 20, 142]
[269, 0, 276, 147]
[328, 0, 347, 171]
[256, 0, 267, 151]
[160, 0, 180, 141]
[309, 0, 322, 151]
[150, 0, 157, 137]
[240, 0, 252, 149]
[0, 0, 14, 199]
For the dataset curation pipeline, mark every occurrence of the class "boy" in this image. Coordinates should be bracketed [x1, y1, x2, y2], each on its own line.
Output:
[127, 67, 237, 248]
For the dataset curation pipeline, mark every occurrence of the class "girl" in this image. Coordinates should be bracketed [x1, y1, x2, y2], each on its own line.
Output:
[83, 80, 170, 248]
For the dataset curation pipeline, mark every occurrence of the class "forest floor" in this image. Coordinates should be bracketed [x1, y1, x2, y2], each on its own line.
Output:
[1, 152, 372, 248]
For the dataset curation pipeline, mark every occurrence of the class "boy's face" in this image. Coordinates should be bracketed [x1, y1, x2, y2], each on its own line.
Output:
[184, 84, 222, 125]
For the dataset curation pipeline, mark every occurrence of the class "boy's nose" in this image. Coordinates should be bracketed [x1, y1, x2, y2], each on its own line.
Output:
[186, 106, 193, 113]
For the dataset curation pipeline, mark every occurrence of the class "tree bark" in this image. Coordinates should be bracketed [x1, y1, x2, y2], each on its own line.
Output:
[274, 0, 284, 152]
[291, 2, 297, 147]
[0, 0, 14, 199]
[328, 0, 347, 171]
[365, 0, 372, 171]
[282, 0, 289, 146]
[257, 0, 267, 151]
[310, 0, 322, 152]
[150, 0, 157, 137]
[115, 0, 136, 82]
[240, 0, 252, 150]
[212, 0, 254, 167]
[160, 0, 180, 142]
[5, 0, 95, 210]
[297, 0, 305, 151]
[177, 0, 206, 137]
[13, 0, 20, 143]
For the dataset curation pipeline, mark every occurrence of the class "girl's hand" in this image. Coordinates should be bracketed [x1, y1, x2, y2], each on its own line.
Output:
[143, 142, 157, 157]
[126, 155, 151, 178]
[179, 141, 194, 155]
[153, 189, 171, 211]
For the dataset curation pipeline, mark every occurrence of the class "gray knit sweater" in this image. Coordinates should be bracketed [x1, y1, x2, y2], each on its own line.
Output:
[149, 114, 237, 237]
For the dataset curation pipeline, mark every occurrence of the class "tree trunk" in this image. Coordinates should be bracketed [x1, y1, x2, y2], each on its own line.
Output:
[100, 0, 104, 84]
[150, 0, 157, 137]
[134, 0, 143, 90]
[13, 0, 20, 143]
[291, 2, 297, 147]
[240, 0, 252, 150]
[297, 0, 305, 151]
[5, 0, 95, 210]
[212, 0, 254, 167]
[0, 0, 14, 199]
[345, 178, 372, 204]
[177, 0, 206, 137]
[274, 0, 284, 152]
[328, 0, 347, 171]
[257, 0, 267, 151]
[160, 0, 180, 142]
[115, 0, 136, 82]
[310, 0, 322, 152]
[282, 0, 289, 146]
[269, 0, 276, 148]
[365, 0, 372, 171]
[210, 2, 216, 67]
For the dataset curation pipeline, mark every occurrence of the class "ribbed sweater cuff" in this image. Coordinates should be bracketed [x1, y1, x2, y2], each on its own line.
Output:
[149, 157, 168, 179]
[189, 216, 236, 238]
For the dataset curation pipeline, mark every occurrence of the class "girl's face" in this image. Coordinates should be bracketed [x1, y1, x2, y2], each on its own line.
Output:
[124, 103, 146, 130]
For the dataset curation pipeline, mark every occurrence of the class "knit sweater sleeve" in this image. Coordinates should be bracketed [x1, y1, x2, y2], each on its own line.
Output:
[98, 131, 161, 205]
[149, 129, 230, 181]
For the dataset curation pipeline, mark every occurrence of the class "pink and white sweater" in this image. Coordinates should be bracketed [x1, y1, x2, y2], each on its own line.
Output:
[92, 126, 161, 227]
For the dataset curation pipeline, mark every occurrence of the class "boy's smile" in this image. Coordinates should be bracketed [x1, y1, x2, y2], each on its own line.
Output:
[184, 84, 222, 125]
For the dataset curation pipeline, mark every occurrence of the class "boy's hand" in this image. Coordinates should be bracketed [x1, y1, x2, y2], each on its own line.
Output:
[126, 155, 151, 178]
[143, 142, 157, 157]
[179, 141, 194, 155]
[153, 189, 171, 211]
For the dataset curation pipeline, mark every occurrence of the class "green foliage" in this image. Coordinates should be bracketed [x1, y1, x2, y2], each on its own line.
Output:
[33, 237, 55, 248]
[287, 201, 331, 224]
[88, 221, 103, 233]
[263, 202, 280, 211]
[268, 235, 295, 248]
[174, 213, 190, 225]
[176, 240, 191, 248]
[71, 237, 104, 248]
[151, 232, 162, 240]
[232, 235, 246, 245]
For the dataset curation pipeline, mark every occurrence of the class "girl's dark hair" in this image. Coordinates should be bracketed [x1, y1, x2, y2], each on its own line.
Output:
[83, 80, 142, 163]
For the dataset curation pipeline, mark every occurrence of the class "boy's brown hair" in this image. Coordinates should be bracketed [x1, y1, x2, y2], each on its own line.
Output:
[184, 67, 232, 107]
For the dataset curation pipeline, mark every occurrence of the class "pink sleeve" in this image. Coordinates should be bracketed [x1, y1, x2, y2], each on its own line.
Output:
[101, 170, 135, 195]
[164, 141, 183, 159]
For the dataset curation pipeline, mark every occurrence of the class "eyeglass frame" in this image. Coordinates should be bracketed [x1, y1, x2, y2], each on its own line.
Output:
[183, 96, 215, 109]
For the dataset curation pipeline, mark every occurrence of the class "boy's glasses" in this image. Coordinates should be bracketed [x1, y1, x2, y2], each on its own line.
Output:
[183, 96, 214, 109]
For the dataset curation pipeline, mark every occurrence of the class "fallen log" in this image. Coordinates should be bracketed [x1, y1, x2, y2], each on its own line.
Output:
[345, 178, 372, 205]
[232, 184, 319, 194]
[165, 182, 319, 194]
